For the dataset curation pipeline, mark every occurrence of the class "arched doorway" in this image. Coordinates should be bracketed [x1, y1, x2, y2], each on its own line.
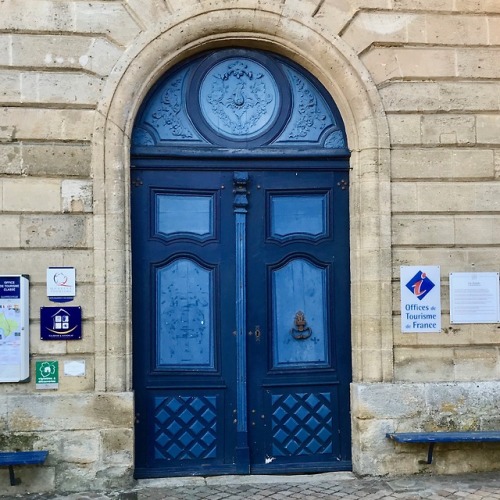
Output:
[130, 48, 351, 478]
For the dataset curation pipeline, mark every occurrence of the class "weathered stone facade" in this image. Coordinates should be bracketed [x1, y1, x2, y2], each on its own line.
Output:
[0, 0, 499, 493]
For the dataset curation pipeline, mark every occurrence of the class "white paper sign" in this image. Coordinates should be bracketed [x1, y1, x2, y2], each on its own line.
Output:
[47, 267, 76, 299]
[400, 266, 441, 333]
[450, 272, 500, 324]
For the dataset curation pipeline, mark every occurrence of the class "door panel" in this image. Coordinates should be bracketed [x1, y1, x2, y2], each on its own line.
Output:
[132, 167, 351, 477]
[246, 170, 351, 472]
[132, 170, 238, 476]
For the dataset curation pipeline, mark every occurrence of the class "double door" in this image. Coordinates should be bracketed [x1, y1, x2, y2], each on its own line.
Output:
[132, 167, 351, 477]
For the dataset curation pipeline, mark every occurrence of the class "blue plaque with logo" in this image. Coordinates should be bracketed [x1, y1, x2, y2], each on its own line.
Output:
[40, 306, 82, 340]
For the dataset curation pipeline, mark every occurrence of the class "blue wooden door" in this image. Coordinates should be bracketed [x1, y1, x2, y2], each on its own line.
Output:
[131, 166, 351, 477]
[131, 47, 351, 478]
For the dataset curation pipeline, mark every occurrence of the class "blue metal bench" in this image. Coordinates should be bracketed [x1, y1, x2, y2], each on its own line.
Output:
[386, 431, 500, 464]
[0, 451, 48, 486]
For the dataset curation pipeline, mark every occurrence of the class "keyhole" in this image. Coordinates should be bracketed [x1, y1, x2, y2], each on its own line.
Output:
[255, 326, 261, 341]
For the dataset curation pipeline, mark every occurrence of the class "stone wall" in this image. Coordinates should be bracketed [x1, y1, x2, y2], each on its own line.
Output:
[0, 0, 499, 493]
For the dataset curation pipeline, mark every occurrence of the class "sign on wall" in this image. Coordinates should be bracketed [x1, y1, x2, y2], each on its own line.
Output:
[47, 267, 76, 303]
[400, 266, 441, 333]
[35, 360, 59, 390]
[40, 306, 82, 340]
[450, 272, 500, 324]
[0, 275, 30, 383]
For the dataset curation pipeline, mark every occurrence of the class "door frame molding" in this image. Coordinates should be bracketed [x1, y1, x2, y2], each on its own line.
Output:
[91, 7, 392, 473]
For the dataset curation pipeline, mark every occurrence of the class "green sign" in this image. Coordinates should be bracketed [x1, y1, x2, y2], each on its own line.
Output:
[35, 361, 59, 390]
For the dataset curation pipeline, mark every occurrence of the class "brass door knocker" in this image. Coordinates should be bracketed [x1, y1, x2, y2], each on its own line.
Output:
[290, 311, 312, 340]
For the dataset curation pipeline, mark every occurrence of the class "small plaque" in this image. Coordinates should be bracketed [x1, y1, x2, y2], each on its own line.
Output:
[47, 267, 76, 303]
[35, 361, 59, 390]
[40, 306, 82, 340]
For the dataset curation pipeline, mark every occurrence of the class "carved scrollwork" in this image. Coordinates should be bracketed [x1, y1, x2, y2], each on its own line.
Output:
[288, 74, 328, 139]
[152, 78, 193, 139]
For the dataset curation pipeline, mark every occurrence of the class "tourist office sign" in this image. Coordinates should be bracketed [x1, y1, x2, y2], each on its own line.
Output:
[400, 266, 441, 333]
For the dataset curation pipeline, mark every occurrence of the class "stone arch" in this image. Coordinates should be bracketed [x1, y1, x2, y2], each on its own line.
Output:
[91, 7, 392, 400]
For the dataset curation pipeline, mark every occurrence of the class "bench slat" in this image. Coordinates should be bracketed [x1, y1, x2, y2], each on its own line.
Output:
[386, 431, 500, 444]
[0, 451, 48, 466]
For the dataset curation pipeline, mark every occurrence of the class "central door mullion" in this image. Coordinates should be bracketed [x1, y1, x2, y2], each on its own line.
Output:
[233, 171, 250, 473]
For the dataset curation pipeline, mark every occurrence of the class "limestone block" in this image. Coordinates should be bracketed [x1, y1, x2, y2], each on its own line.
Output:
[52, 462, 106, 493]
[0, 215, 21, 247]
[454, 0, 500, 13]
[425, 14, 487, 45]
[73, 3, 141, 46]
[22, 142, 91, 177]
[20, 72, 104, 107]
[387, 115, 421, 145]
[93, 465, 135, 491]
[453, 348, 499, 381]
[392, 182, 500, 213]
[393, 0, 453, 9]
[0, 1, 73, 32]
[421, 115, 475, 145]
[392, 215, 454, 246]
[7, 393, 133, 431]
[352, 382, 426, 420]
[454, 215, 500, 245]
[0, 1, 141, 47]
[35, 430, 100, 464]
[0, 70, 19, 101]
[458, 48, 500, 79]
[391, 148, 495, 179]
[341, 12, 414, 54]
[424, 381, 500, 420]
[394, 347, 455, 382]
[62, 180, 93, 213]
[0, 143, 22, 174]
[0, 36, 8, 66]
[20, 214, 91, 249]
[125, 0, 168, 26]
[2, 178, 60, 212]
[362, 47, 456, 84]
[1, 108, 94, 141]
[381, 82, 500, 113]
[10, 35, 123, 77]
[100, 428, 133, 465]
[489, 17, 500, 44]
[477, 115, 500, 145]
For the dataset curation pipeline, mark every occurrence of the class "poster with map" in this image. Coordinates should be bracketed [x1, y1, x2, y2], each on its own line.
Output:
[0, 276, 29, 382]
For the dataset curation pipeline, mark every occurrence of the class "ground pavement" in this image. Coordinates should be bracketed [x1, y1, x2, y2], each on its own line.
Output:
[2, 472, 500, 500]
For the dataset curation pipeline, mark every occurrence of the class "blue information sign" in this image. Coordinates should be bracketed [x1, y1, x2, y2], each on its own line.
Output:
[40, 306, 82, 340]
[0, 276, 21, 299]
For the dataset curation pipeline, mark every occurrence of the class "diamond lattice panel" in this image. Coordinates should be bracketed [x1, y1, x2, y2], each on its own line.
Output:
[271, 392, 333, 456]
[154, 395, 218, 460]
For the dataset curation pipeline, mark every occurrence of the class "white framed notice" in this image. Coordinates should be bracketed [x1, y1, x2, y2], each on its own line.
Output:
[400, 266, 441, 333]
[450, 272, 500, 324]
